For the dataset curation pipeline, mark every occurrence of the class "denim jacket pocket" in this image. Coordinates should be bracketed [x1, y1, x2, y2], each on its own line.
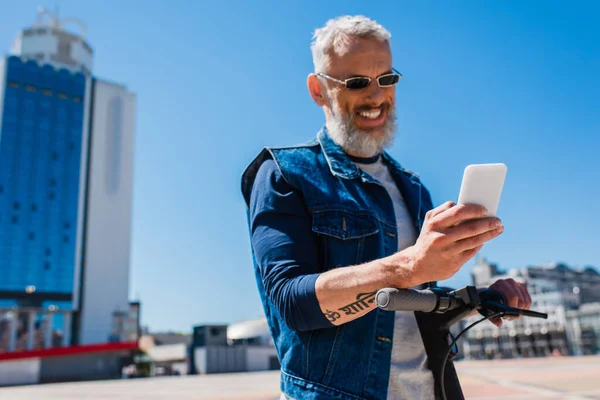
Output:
[311, 209, 379, 270]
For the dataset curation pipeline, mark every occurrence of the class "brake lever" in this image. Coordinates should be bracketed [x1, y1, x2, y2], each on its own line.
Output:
[480, 300, 549, 319]
[476, 288, 507, 318]
[477, 288, 549, 319]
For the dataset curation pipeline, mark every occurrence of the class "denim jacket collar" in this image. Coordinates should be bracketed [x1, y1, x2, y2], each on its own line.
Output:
[317, 125, 420, 181]
[317, 126, 362, 179]
[317, 125, 425, 233]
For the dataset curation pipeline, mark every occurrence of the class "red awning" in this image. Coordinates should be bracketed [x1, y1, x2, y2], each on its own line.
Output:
[0, 341, 138, 361]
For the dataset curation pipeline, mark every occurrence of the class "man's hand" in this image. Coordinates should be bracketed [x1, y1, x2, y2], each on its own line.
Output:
[487, 278, 532, 327]
[399, 201, 504, 286]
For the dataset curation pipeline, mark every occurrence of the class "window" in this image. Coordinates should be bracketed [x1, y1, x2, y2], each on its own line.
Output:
[58, 93, 67, 100]
[44, 262, 51, 270]
[29, 232, 35, 240]
[25, 85, 36, 92]
[41, 89, 52, 96]
[31, 204, 37, 212]
[11, 215, 18, 224]
[49, 192, 55, 200]
[73, 96, 82, 103]
[8, 81, 19, 88]
[45, 248, 52, 256]
[13, 201, 20, 210]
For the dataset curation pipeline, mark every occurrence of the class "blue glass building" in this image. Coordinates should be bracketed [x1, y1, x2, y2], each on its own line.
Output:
[0, 10, 136, 354]
[0, 56, 87, 310]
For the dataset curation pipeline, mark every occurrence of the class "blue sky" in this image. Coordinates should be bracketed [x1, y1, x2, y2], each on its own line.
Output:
[1, 1, 598, 332]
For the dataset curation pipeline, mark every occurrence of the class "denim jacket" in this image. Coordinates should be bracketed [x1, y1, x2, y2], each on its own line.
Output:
[241, 127, 464, 400]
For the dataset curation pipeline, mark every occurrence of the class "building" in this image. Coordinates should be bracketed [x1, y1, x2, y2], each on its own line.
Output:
[462, 257, 600, 359]
[189, 321, 279, 375]
[135, 332, 191, 377]
[0, 7, 137, 361]
[133, 319, 279, 378]
[227, 316, 273, 346]
[566, 302, 600, 355]
[109, 301, 142, 343]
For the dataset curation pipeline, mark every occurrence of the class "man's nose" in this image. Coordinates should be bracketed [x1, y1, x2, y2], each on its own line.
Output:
[364, 83, 386, 106]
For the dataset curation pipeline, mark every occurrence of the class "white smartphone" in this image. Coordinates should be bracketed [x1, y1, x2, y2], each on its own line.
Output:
[457, 163, 507, 217]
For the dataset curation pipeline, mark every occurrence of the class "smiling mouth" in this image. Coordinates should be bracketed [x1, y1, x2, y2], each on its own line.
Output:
[357, 108, 382, 119]
[354, 105, 388, 127]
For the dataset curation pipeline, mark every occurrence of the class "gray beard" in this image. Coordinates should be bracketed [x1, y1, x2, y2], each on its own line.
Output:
[327, 104, 397, 157]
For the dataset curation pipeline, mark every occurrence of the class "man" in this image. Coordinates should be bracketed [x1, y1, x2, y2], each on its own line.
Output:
[241, 15, 531, 400]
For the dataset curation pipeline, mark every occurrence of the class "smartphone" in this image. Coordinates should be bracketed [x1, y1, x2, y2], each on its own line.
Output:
[457, 163, 507, 217]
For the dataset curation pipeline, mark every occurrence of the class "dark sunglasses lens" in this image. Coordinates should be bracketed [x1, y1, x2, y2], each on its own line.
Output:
[346, 78, 370, 90]
[379, 74, 400, 86]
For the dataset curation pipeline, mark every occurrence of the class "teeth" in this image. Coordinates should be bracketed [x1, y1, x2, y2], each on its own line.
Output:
[359, 109, 382, 119]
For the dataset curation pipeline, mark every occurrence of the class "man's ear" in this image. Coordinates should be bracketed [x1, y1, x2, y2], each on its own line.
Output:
[307, 73, 327, 107]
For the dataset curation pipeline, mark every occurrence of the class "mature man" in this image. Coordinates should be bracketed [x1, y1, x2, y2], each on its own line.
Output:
[241, 15, 531, 400]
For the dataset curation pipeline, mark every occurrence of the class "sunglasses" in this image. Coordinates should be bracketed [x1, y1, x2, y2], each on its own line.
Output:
[317, 68, 402, 90]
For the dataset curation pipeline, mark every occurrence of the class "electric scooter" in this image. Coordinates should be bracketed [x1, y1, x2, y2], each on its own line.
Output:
[376, 286, 548, 400]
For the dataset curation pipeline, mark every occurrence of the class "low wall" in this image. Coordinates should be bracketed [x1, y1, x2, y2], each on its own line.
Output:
[193, 345, 279, 374]
[0, 358, 40, 386]
[40, 352, 123, 383]
[0, 342, 138, 387]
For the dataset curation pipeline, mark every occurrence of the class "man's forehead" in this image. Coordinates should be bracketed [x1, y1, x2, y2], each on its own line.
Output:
[327, 37, 392, 76]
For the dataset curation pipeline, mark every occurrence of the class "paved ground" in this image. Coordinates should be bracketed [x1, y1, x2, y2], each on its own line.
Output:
[456, 355, 600, 400]
[0, 355, 599, 399]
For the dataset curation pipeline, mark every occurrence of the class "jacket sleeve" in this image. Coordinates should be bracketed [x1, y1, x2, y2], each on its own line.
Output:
[247, 158, 334, 332]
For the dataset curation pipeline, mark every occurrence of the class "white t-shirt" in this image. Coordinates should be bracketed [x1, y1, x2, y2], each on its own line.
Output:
[355, 158, 436, 400]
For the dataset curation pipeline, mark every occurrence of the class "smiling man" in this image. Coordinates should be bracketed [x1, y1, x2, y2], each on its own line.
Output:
[241, 15, 531, 400]
[309, 29, 397, 159]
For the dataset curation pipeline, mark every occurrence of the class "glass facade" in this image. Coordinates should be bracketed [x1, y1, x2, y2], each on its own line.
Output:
[0, 56, 86, 307]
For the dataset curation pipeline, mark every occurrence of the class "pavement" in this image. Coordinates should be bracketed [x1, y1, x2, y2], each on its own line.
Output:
[456, 355, 600, 400]
[0, 355, 599, 399]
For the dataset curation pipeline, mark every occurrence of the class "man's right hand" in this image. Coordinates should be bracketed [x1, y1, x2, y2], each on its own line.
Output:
[401, 201, 504, 284]
[315, 201, 503, 328]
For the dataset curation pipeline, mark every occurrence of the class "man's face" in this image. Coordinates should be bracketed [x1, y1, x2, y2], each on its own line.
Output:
[315, 37, 397, 157]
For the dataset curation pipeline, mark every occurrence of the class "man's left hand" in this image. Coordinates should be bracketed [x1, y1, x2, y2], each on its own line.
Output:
[487, 278, 532, 327]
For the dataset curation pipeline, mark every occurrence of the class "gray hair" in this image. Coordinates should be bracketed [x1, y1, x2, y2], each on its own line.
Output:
[310, 15, 391, 73]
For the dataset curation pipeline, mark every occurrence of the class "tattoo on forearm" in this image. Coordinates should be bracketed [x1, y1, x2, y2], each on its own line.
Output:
[324, 309, 341, 322]
[323, 291, 378, 321]
[339, 291, 377, 315]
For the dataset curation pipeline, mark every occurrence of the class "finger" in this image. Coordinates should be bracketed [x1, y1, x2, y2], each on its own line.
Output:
[489, 316, 502, 327]
[502, 279, 528, 310]
[459, 244, 483, 262]
[450, 217, 503, 242]
[432, 203, 489, 228]
[503, 285, 520, 309]
[491, 280, 518, 308]
[426, 201, 455, 220]
[515, 282, 532, 310]
[452, 227, 504, 253]
[510, 282, 525, 309]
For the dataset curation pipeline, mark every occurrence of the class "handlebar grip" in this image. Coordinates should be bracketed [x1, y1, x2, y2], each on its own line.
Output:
[477, 288, 507, 318]
[376, 288, 438, 312]
[478, 288, 507, 305]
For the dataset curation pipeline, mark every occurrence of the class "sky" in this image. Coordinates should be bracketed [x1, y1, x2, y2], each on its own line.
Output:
[0, 1, 598, 333]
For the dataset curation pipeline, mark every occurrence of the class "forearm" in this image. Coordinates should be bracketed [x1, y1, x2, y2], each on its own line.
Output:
[315, 250, 418, 326]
